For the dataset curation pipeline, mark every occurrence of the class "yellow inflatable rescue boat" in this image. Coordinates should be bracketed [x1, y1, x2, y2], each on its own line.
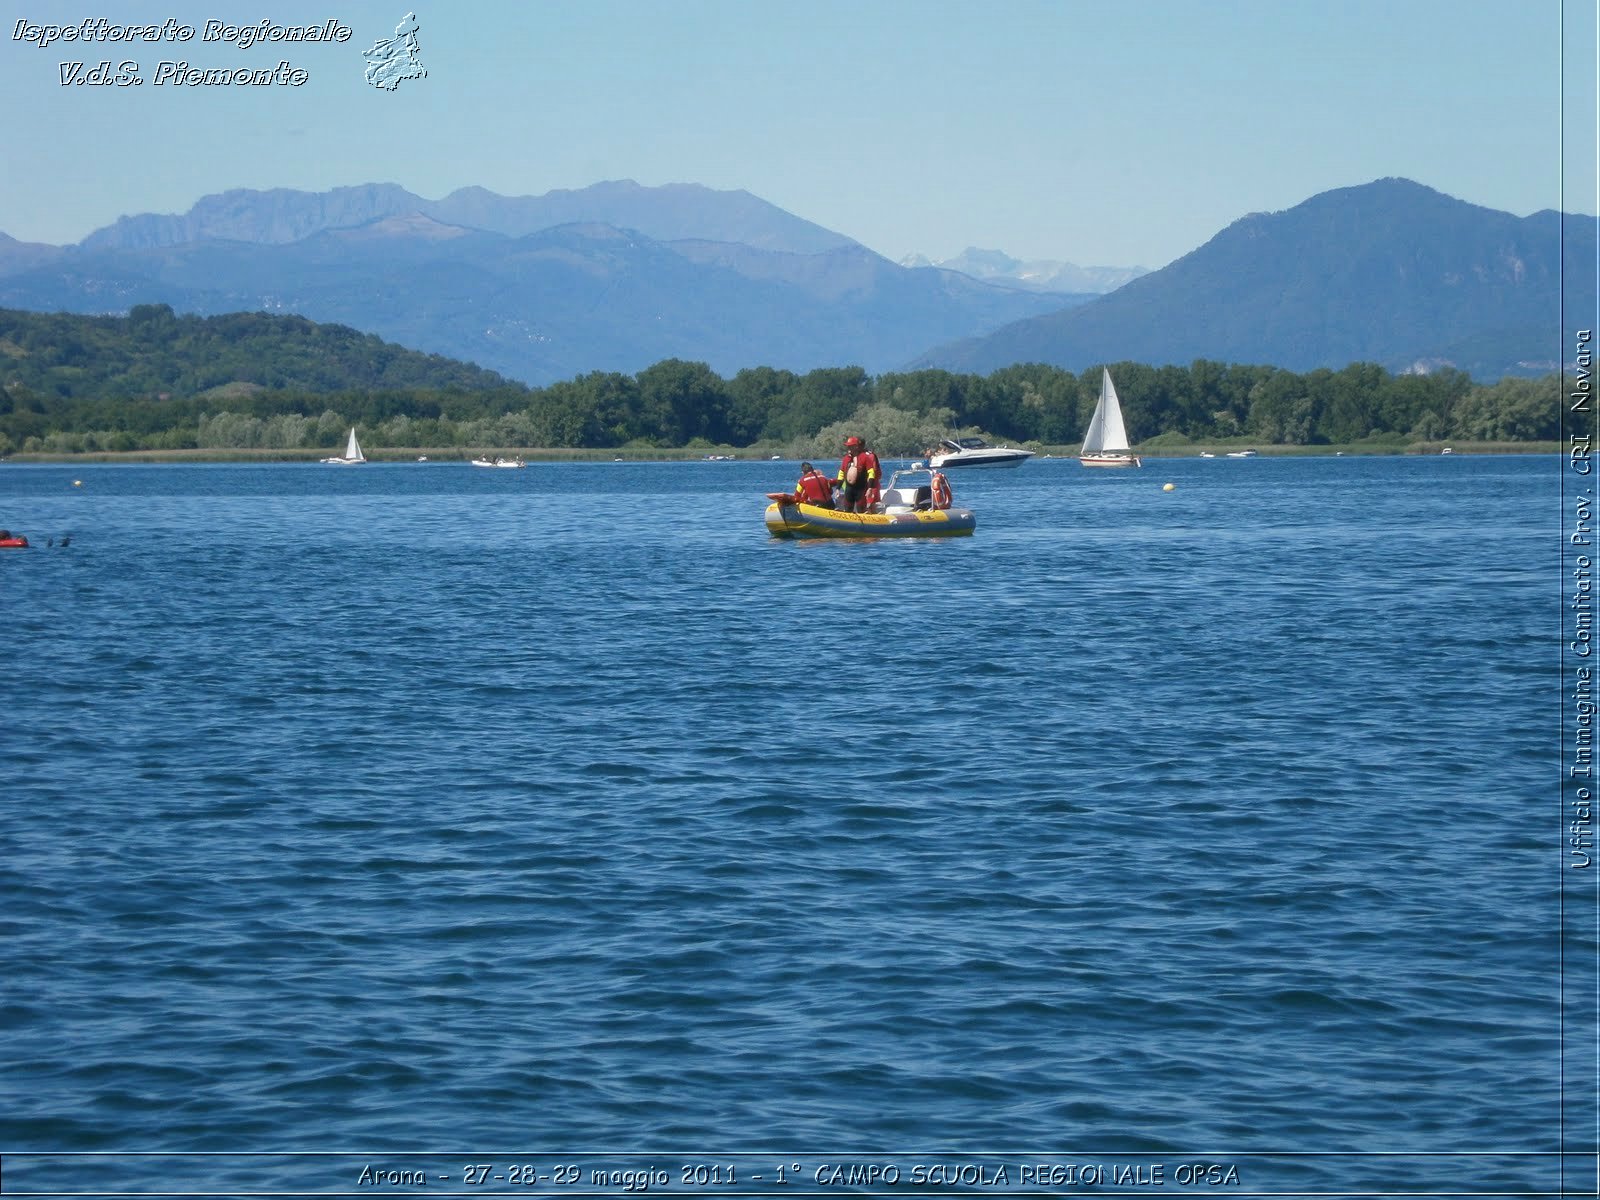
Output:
[764, 465, 975, 539]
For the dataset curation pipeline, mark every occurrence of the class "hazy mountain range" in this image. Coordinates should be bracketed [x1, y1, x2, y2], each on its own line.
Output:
[0, 181, 1076, 385]
[0, 176, 1589, 385]
[75, 180, 858, 255]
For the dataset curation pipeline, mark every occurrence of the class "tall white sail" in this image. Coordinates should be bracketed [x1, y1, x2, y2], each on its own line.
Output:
[1082, 370, 1131, 454]
[1079, 370, 1140, 466]
[323, 427, 366, 464]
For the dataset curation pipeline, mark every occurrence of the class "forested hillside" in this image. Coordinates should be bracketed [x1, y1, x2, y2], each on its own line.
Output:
[0, 304, 519, 395]
[0, 307, 1562, 456]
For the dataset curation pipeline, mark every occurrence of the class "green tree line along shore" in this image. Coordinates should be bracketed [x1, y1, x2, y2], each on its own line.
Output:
[0, 305, 1563, 458]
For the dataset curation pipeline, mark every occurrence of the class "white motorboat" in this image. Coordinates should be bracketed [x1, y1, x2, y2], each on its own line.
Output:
[470, 456, 526, 469]
[321, 428, 366, 465]
[928, 436, 1034, 469]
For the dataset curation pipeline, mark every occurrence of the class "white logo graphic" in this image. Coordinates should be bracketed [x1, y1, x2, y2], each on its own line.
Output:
[363, 11, 426, 91]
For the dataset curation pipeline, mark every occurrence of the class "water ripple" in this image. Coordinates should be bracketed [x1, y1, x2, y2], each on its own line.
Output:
[0, 457, 1564, 1193]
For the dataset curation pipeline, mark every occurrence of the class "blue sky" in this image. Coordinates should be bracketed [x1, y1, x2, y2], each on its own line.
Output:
[2, 0, 1594, 268]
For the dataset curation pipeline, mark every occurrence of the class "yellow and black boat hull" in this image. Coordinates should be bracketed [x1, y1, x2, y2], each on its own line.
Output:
[763, 499, 976, 539]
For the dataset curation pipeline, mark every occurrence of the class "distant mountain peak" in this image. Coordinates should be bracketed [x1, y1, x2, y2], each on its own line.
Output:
[913, 177, 1592, 381]
[76, 179, 857, 257]
[901, 247, 1148, 295]
[79, 182, 428, 250]
[953, 247, 1024, 271]
[331, 213, 472, 241]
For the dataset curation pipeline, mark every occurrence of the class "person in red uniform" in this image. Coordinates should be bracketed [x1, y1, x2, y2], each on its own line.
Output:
[793, 462, 835, 507]
[835, 435, 881, 512]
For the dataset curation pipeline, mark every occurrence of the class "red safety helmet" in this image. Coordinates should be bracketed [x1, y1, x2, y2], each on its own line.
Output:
[844, 436, 863, 448]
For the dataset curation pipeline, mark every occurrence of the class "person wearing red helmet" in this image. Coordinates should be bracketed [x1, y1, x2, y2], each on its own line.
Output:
[835, 435, 881, 513]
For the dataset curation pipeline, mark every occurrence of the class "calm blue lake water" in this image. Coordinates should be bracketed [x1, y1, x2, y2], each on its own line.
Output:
[0, 454, 1579, 1197]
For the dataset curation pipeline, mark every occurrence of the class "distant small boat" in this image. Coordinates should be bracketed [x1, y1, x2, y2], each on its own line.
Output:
[1226, 449, 1259, 458]
[0, 529, 28, 549]
[470, 456, 525, 469]
[321, 427, 366, 465]
[1441, 447, 1454, 455]
[1199, 451, 1216, 458]
[1079, 371, 1141, 467]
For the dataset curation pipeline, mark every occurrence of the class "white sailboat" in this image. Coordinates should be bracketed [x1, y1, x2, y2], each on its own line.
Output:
[1079, 370, 1141, 468]
[321, 427, 366, 465]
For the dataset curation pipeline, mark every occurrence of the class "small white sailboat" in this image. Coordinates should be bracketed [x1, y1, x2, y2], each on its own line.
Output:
[321, 427, 366, 465]
[1079, 370, 1141, 468]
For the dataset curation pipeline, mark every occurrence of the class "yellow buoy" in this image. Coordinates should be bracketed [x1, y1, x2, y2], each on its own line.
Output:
[1163, 482, 1175, 491]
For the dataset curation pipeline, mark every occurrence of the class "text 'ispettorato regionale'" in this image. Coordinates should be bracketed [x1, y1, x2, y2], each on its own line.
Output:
[13, 18, 353, 87]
